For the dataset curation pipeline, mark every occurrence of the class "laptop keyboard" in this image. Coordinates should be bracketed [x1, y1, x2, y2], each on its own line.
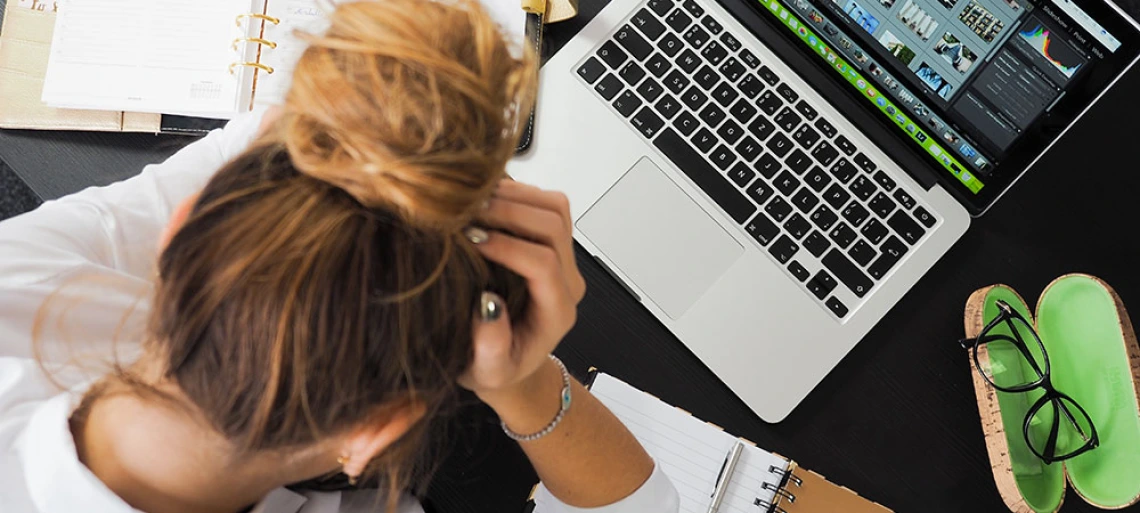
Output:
[575, 0, 940, 319]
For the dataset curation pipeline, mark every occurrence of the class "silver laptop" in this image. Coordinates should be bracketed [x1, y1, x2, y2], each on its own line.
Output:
[508, 0, 1140, 421]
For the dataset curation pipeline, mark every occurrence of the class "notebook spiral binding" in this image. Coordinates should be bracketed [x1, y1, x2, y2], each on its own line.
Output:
[229, 14, 279, 75]
[753, 464, 804, 513]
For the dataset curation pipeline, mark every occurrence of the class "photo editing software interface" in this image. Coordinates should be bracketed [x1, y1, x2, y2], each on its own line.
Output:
[754, 0, 1124, 193]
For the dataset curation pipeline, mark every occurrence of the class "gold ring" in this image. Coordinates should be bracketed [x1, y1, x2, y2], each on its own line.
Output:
[235, 13, 280, 27]
[232, 37, 278, 51]
[228, 62, 275, 75]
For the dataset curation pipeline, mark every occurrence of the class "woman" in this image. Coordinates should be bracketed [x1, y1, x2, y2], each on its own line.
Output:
[0, 1, 680, 512]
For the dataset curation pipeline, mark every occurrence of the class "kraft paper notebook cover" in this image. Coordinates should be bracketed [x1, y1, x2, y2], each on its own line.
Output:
[529, 371, 892, 513]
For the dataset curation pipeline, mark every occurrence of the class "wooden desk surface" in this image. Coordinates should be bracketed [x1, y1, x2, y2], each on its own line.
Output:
[2, 0, 1139, 511]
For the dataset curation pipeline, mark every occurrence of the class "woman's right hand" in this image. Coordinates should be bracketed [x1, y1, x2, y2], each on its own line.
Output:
[458, 180, 586, 406]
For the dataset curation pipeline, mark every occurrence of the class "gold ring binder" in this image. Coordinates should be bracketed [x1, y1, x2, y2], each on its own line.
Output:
[229, 62, 275, 75]
[235, 13, 280, 27]
[232, 37, 279, 51]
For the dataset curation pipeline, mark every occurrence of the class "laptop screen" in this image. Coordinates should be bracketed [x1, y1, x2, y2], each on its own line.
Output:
[743, 0, 1140, 211]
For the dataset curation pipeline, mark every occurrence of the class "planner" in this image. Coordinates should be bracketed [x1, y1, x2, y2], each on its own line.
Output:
[530, 372, 892, 513]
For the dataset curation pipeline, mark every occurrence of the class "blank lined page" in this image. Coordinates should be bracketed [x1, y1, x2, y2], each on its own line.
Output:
[587, 373, 789, 513]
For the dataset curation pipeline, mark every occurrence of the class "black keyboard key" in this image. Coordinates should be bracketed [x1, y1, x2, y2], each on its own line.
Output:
[868, 192, 896, 218]
[811, 141, 839, 167]
[654, 129, 757, 223]
[613, 90, 642, 117]
[717, 119, 744, 144]
[810, 205, 838, 231]
[792, 124, 821, 149]
[773, 170, 800, 196]
[701, 41, 728, 66]
[757, 65, 779, 85]
[711, 83, 739, 107]
[774, 107, 802, 133]
[727, 162, 755, 187]
[861, 218, 888, 245]
[748, 116, 775, 141]
[616, 25, 654, 60]
[756, 90, 783, 116]
[850, 175, 876, 201]
[795, 101, 818, 120]
[701, 16, 723, 34]
[849, 240, 876, 266]
[698, 103, 726, 128]
[578, 57, 606, 83]
[803, 230, 830, 257]
[681, 85, 709, 110]
[682, 0, 705, 17]
[822, 184, 850, 210]
[683, 25, 711, 48]
[673, 111, 700, 135]
[823, 249, 872, 298]
[645, 53, 672, 77]
[632, 8, 667, 40]
[691, 127, 717, 152]
[888, 211, 926, 245]
[665, 8, 693, 32]
[729, 99, 758, 124]
[709, 144, 736, 170]
[595, 74, 623, 100]
[694, 65, 720, 90]
[826, 297, 849, 318]
[658, 33, 684, 57]
[776, 83, 799, 103]
[893, 189, 915, 210]
[854, 153, 877, 173]
[739, 74, 765, 99]
[765, 196, 793, 222]
[841, 201, 870, 227]
[663, 69, 690, 94]
[619, 62, 647, 85]
[830, 158, 857, 183]
[745, 212, 780, 245]
[914, 206, 936, 228]
[785, 213, 811, 239]
[791, 188, 819, 213]
[755, 153, 780, 178]
[835, 135, 857, 155]
[769, 235, 799, 263]
[789, 260, 810, 282]
[829, 222, 857, 248]
[630, 107, 665, 138]
[766, 132, 793, 158]
[740, 49, 761, 68]
[804, 167, 831, 192]
[814, 118, 837, 138]
[637, 78, 665, 102]
[598, 41, 629, 69]
[736, 136, 762, 162]
[868, 236, 907, 279]
[745, 177, 774, 205]
[807, 271, 837, 300]
[648, 0, 674, 17]
[873, 171, 896, 191]
[676, 49, 701, 73]
[784, 149, 812, 175]
[720, 32, 742, 51]
[718, 58, 746, 83]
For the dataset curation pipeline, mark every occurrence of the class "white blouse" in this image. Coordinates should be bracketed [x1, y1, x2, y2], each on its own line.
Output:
[0, 108, 680, 513]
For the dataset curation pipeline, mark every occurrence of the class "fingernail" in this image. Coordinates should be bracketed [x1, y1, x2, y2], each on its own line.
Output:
[480, 292, 504, 322]
[465, 227, 489, 245]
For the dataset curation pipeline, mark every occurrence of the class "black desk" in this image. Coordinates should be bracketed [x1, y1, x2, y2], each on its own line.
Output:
[4, 1, 1140, 511]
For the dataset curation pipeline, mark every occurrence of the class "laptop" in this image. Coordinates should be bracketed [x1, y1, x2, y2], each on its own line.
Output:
[507, 0, 1140, 421]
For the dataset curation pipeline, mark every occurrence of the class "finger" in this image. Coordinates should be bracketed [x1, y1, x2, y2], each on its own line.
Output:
[480, 198, 570, 257]
[459, 292, 517, 391]
[494, 181, 573, 233]
[471, 229, 572, 332]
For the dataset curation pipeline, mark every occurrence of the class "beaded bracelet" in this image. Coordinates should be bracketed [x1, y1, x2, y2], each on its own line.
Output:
[501, 355, 572, 442]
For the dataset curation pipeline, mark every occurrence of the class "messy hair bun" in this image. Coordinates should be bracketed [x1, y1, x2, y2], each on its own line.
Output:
[279, 0, 536, 229]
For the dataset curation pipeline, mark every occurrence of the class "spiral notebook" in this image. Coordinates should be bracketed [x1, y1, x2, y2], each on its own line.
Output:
[36, 0, 527, 119]
[529, 372, 892, 513]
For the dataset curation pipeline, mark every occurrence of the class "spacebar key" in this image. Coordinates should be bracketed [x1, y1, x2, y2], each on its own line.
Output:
[654, 128, 758, 224]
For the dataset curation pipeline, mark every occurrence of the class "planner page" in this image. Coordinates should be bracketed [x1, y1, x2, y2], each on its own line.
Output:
[41, 0, 264, 118]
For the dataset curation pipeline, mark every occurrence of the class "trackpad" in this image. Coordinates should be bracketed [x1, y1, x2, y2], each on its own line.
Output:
[578, 158, 744, 319]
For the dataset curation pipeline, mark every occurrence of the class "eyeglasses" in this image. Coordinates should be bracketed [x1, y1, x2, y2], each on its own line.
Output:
[959, 300, 1099, 464]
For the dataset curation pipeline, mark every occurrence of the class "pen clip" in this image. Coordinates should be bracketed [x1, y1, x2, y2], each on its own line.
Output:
[711, 451, 731, 497]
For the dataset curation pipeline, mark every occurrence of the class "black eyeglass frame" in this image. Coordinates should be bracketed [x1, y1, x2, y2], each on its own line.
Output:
[959, 300, 1100, 464]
